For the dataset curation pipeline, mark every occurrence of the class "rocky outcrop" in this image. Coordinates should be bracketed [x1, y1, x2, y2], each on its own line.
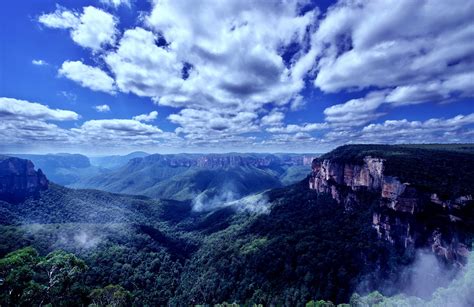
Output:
[309, 156, 472, 213]
[0, 156, 48, 203]
[309, 155, 472, 265]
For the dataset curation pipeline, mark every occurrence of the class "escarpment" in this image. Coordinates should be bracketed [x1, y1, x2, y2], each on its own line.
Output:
[309, 156, 430, 214]
[0, 156, 48, 203]
[308, 145, 474, 266]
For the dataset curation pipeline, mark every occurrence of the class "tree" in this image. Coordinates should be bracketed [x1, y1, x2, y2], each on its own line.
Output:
[89, 284, 132, 307]
[0, 246, 43, 305]
[37, 250, 88, 305]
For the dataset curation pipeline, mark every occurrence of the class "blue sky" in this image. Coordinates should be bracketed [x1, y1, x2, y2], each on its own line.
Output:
[0, 0, 473, 154]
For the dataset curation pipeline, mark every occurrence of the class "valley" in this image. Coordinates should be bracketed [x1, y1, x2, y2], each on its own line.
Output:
[1, 144, 473, 306]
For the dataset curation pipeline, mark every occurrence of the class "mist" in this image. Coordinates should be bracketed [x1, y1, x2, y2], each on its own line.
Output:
[355, 250, 474, 307]
[191, 181, 271, 214]
[21, 224, 107, 251]
[403, 250, 458, 298]
[192, 184, 239, 212]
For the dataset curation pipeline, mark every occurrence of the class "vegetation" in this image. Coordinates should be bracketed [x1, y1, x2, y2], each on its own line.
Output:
[0, 247, 88, 306]
[0, 181, 405, 305]
[1, 144, 473, 305]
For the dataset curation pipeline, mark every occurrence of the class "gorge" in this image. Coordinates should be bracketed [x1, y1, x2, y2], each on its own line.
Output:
[0, 144, 473, 306]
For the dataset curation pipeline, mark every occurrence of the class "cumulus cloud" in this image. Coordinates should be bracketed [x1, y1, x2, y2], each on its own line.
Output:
[70, 118, 168, 148]
[0, 119, 74, 145]
[39, 6, 118, 51]
[0, 97, 78, 145]
[77, 119, 162, 135]
[0, 97, 171, 149]
[318, 114, 474, 146]
[323, 91, 388, 127]
[98, 0, 317, 139]
[32, 59, 48, 66]
[105, 27, 183, 98]
[310, 0, 474, 94]
[362, 114, 474, 136]
[0, 97, 79, 121]
[94, 104, 111, 112]
[261, 111, 285, 126]
[100, 0, 131, 8]
[169, 109, 259, 140]
[294, 0, 474, 129]
[59, 61, 116, 93]
[23, 0, 474, 150]
[266, 122, 328, 134]
[133, 111, 158, 122]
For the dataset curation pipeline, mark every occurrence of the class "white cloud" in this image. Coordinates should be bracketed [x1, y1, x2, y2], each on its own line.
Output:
[32, 59, 48, 66]
[260, 111, 285, 126]
[0, 96, 173, 149]
[169, 109, 259, 140]
[133, 111, 158, 122]
[318, 114, 474, 146]
[323, 91, 388, 127]
[105, 27, 183, 98]
[266, 122, 327, 134]
[39, 6, 118, 51]
[297, 0, 474, 120]
[100, 0, 131, 8]
[59, 61, 116, 93]
[362, 114, 474, 135]
[0, 97, 78, 146]
[25, 0, 473, 150]
[311, 0, 474, 94]
[94, 104, 111, 112]
[100, 0, 318, 139]
[71, 119, 166, 147]
[0, 97, 79, 121]
[147, 0, 315, 107]
[0, 119, 74, 145]
[289, 95, 307, 111]
[77, 119, 162, 135]
[38, 6, 80, 29]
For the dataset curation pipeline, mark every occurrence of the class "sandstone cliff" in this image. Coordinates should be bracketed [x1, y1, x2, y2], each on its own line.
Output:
[308, 152, 473, 266]
[0, 156, 48, 203]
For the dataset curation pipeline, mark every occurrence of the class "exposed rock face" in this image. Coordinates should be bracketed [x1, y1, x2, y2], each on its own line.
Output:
[309, 156, 472, 265]
[0, 156, 48, 203]
[131, 154, 311, 169]
[308, 156, 463, 213]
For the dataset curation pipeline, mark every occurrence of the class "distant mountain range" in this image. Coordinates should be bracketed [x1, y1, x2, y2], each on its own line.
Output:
[6, 153, 317, 203]
[71, 153, 317, 202]
[89, 151, 150, 169]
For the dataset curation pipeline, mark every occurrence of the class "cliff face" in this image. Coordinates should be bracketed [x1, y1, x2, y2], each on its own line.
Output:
[309, 157, 421, 213]
[0, 156, 48, 203]
[131, 154, 314, 169]
[309, 155, 473, 266]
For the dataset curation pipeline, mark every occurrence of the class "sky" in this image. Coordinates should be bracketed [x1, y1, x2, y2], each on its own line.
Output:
[0, 0, 473, 154]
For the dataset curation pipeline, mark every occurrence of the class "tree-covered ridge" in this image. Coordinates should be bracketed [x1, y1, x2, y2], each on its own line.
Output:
[318, 144, 474, 198]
